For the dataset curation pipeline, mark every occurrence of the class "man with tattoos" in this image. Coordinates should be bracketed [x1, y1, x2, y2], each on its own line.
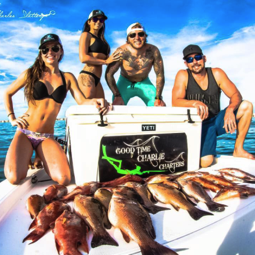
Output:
[105, 22, 166, 106]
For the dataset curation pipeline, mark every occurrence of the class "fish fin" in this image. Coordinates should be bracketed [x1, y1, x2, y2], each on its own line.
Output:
[80, 235, 89, 254]
[139, 240, 178, 255]
[188, 207, 213, 221]
[171, 204, 180, 211]
[28, 218, 37, 230]
[120, 229, 131, 243]
[145, 204, 170, 214]
[101, 206, 112, 229]
[29, 213, 34, 219]
[91, 229, 118, 248]
[206, 202, 227, 212]
[55, 238, 61, 254]
[22, 229, 45, 244]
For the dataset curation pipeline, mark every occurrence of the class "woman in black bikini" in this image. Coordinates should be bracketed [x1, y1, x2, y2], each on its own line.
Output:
[4, 33, 111, 185]
[78, 10, 120, 98]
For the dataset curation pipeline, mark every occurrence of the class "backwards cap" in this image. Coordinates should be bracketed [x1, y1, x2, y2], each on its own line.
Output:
[126, 22, 146, 36]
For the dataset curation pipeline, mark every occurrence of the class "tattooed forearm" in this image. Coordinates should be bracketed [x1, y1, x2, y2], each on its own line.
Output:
[153, 48, 165, 97]
[105, 61, 121, 95]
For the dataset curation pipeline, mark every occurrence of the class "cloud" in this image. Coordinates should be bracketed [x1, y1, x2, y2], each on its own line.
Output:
[0, 21, 255, 120]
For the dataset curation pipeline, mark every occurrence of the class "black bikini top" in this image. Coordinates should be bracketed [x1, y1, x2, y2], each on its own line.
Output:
[33, 71, 67, 104]
[88, 32, 109, 55]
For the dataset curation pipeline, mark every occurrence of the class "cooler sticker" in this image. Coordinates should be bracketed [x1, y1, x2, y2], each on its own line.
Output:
[98, 133, 188, 182]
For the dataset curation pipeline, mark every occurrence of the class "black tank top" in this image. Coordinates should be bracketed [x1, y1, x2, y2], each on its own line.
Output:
[186, 68, 221, 119]
[33, 71, 67, 104]
[88, 32, 109, 55]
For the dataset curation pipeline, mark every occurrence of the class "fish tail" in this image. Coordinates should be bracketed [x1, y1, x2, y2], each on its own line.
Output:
[188, 207, 213, 220]
[22, 229, 45, 244]
[140, 240, 178, 255]
[146, 205, 170, 214]
[91, 229, 118, 248]
[206, 202, 227, 212]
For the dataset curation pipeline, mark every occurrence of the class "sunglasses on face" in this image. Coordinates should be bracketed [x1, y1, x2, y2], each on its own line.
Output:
[41, 45, 60, 55]
[92, 17, 105, 23]
[129, 32, 145, 38]
[186, 54, 203, 63]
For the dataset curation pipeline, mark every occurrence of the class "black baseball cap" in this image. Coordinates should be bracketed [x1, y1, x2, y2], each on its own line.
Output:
[183, 44, 203, 59]
[38, 34, 62, 49]
[88, 10, 107, 20]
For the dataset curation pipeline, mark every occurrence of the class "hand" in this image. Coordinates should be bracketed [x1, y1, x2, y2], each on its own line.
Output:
[10, 113, 29, 129]
[92, 98, 113, 115]
[193, 101, 209, 120]
[223, 109, 237, 133]
[154, 99, 166, 107]
[105, 50, 122, 65]
[113, 96, 125, 105]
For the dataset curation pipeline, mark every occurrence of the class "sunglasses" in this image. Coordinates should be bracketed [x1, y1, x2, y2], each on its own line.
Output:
[186, 54, 203, 63]
[92, 17, 105, 23]
[129, 32, 145, 38]
[41, 45, 60, 55]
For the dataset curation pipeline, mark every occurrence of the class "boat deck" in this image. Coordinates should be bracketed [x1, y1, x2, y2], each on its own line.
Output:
[0, 156, 255, 255]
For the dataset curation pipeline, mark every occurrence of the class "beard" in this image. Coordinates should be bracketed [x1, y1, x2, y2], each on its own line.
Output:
[128, 39, 145, 49]
[190, 64, 204, 74]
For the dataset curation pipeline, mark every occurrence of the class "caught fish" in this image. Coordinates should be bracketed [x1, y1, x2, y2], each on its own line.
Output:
[124, 182, 169, 214]
[190, 177, 222, 193]
[23, 201, 71, 244]
[101, 174, 145, 187]
[219, 172, 244, 183]
[202, 174, 234, 187]
[218, 168, 255, 183]
[146, 174, 180, 189]
[172, 171, 209, 181]
[94, 188, 112, 211]
[213, 187, 249, 202]
[177, 179, 227, 212]
[43, 184, 68, 203]
[74, 194, 118, 248]
[26, 194, 46, 219]
[108, 188, 178, 255]
[147, 183, 213, 220]
[61, 182, 100, 202]
[53, 210, 89, 255]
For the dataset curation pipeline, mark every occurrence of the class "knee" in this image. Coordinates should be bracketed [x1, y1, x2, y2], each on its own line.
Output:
[5, 171, 22, 185]
[239, 100, 253, 113]
[200, 155, 214, 168]
[53, 174, 71, 186]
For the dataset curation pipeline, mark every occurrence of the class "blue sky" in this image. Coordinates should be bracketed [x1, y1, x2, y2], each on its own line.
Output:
[0, 0, 255, 120]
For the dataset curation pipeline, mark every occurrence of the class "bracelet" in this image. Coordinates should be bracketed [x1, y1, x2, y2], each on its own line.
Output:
[114, 93, 121, 97]
[155, 95, 162, 100]
[7, 112, 14, 117]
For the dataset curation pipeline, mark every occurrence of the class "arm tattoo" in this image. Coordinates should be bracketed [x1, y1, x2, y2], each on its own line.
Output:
[153, 48, 165, 97]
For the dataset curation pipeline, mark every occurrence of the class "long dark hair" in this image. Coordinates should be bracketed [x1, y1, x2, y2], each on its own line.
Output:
[82, 20, 110, 55]
[24, 45, 64, 104]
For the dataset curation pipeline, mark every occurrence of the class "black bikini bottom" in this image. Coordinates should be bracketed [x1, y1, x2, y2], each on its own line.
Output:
[80, 70, 100, 87]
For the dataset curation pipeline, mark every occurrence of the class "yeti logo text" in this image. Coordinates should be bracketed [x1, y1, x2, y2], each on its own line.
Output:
[142, 124, 156, 131]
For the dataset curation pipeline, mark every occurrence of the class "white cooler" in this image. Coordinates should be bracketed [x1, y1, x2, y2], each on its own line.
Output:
[65, 106, 202, 185]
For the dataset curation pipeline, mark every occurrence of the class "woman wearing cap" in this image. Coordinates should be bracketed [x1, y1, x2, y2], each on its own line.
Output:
[4, 33, 111, 186]
[78, 10, 120, 99]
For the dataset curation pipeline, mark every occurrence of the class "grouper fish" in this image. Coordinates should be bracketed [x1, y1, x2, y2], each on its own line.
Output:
[218, 168, 255, 183]
[43, 184, 68, 204]
[26, 194, 46, 219]
[23, 201, 71, 244]
[53, 210, 89, 255]
[74, 194, 118, 248]
[177, 179, 227, 212]
[123, 182, 170, 214]
[147, 183, 213, 220]
[108, 187, 178, 255]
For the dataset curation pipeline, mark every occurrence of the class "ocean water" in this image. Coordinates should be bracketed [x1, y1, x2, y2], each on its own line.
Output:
[0, 119, 255, 182]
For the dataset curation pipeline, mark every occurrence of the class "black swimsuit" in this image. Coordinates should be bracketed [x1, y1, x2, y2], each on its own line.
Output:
[33, 71, 67, 104]
[80, 32, 110, 87]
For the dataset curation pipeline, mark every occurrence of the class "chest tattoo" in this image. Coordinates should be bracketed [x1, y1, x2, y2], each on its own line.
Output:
[122, 47, 154, 70]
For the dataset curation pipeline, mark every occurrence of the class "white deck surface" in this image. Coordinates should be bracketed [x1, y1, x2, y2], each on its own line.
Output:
[0, 156, 255, 255]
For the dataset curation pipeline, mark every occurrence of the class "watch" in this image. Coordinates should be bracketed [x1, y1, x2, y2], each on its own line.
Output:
[155, 95, 162, 100]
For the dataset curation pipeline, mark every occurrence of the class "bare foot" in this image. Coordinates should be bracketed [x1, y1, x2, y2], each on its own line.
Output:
[233, 148, 255, 160]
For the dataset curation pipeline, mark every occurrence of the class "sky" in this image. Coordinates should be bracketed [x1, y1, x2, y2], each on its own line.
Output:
[0, 0, 255, 120]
